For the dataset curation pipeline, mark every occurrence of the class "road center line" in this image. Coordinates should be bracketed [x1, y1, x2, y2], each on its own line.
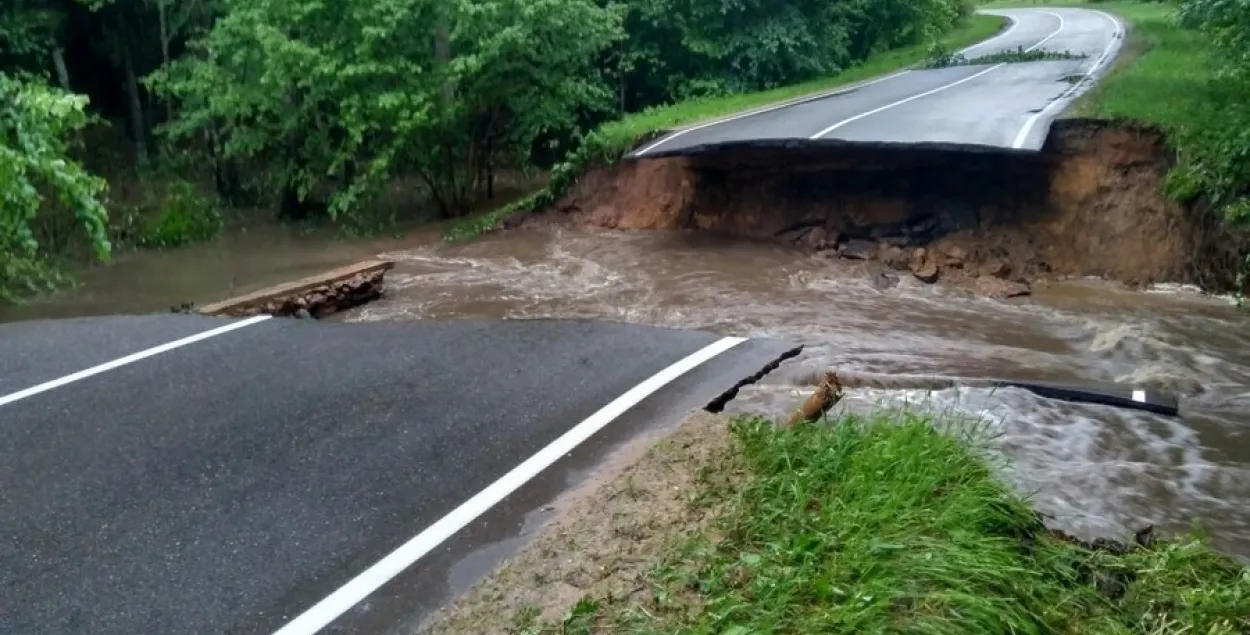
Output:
[632, 71, 911, 156]
[268, 335, 749, 635]
[0, 315, 272, 408]
[1010, 9, 1125, 149]
[810, 11, 1067, 139]
[632, 12, 1025, 157]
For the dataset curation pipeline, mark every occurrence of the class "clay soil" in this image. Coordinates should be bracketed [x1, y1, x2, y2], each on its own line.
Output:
[522, 119, 1248, 296]
[417, 411, 744, 635]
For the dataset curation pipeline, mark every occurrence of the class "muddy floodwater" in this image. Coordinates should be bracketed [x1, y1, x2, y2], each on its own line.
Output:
[5, 223, 1248, 560]
[345, 227, 1250, 559]
[0, 224, 424, 323]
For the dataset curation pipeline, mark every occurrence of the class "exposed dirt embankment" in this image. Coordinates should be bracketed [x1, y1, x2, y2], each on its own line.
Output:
[523, 119, 1246, 295]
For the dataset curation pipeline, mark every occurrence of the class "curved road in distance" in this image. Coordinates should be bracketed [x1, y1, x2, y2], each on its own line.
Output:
[0, 314, 797, 635]
[634, 7, 1125, 156]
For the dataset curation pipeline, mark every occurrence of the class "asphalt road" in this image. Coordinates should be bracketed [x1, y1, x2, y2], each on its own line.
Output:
[634, 7, 1124, 156]
[0, 315, 797, 635]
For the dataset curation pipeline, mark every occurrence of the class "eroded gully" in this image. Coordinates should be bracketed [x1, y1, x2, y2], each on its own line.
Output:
[340, 226, 1250, 559]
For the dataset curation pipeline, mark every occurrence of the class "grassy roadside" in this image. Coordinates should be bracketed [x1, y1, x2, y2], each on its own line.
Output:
[503, 411, 1250, 635]
[982, 0, 1221, 124]
[442, 13, 1007, 241]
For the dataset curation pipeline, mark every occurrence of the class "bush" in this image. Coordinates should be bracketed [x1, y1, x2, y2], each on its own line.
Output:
[109, 180, 223, 249]
[0, 72, 110, 303]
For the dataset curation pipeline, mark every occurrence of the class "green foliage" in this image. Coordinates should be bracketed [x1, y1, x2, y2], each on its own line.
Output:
[514, 410, 1250, 635]
[0, 72, 110, 303]
[443, 126, 629, 242]
[140, 180, 222, 247]
[609, 0, 970, 114]
[0, 0, 63, 65]
[923, 44, 1088, 68]
[1174, 0, 1250, 227]
[151, 0, 622, 221]
[107, 179, 224, 248]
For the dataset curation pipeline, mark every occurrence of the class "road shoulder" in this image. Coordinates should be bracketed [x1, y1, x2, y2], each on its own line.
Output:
[417, 410, 739, 634]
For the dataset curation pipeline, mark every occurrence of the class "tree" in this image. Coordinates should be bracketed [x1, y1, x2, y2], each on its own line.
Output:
[1, 0, 72, 89]
[0, 72, 110, 302]
[152, 0, 622, 220]
[1177, 0, 1250, 225]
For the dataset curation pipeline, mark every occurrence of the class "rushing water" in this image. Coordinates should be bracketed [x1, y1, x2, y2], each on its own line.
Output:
[5, 222, 1248, 559]
[345, 227, 1250, 559]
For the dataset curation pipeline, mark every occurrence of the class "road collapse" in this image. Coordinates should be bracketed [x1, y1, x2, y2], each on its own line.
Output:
[518, 119, 1248, 297]
[192, 260, 394, 319]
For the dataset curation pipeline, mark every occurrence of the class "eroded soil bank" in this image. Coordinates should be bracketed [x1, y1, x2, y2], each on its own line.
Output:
[521, 119, 1247, 296]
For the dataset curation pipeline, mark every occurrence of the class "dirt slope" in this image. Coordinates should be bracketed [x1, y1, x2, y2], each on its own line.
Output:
[525, 119, 1245, 294]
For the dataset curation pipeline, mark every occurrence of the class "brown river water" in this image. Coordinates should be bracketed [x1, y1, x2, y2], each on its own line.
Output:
[5, 225, 1249, 559]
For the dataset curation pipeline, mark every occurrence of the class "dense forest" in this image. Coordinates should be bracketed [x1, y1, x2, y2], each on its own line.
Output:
[2, 0, 1248, 302]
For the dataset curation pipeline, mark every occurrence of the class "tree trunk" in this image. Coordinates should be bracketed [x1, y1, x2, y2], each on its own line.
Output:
[434, 14, 453, 105]
[121, 44, 149, 167]
[51, 48, 71, 91]
[158, 0, 173, 121]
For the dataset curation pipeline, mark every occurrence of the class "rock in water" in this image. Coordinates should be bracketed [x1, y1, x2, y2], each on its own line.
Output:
[974, 276, 1030, 298]
[911, 260, 940, 283]
[980, 259, 1011, 278]
[879, 244, 909, 271]
[839, 239, 878, 261]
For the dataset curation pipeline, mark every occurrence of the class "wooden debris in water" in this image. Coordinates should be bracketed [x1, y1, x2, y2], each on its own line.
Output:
[786, 371, 844, 427]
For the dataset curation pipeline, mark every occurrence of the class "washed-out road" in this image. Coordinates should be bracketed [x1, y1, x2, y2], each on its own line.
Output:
[1, 7, 1126, 635]
[634, 7, 1124, 156]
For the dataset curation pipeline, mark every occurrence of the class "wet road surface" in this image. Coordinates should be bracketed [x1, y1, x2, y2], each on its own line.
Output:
[0, 315, 795, 635]
[635, 7, 1124, 154]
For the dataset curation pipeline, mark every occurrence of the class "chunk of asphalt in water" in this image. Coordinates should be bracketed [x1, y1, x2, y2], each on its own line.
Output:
[838, 239, 878, 260]
[994, 380, 1180, 417]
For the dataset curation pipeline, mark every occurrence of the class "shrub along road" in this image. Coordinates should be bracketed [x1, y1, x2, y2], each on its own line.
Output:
[634, 7, 1124, 155]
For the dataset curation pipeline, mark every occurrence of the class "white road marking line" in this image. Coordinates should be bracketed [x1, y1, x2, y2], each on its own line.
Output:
[959, 12, 1021, 56]
[0, 315, 272, 408]
[631, 72, 911, 156]
[1131, 390, 1147, 403]
[810, 11, 1067, 139]
[1010, 9, 1126, 149]
[632, 11, 1026, 157]
[268, 335, 749, 635]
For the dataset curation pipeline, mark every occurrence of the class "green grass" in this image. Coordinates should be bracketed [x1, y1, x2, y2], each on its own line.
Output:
[521, 411, 1250, 635]
[1039, 2, 1220, 123]
[442, 14, 1007, 242]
